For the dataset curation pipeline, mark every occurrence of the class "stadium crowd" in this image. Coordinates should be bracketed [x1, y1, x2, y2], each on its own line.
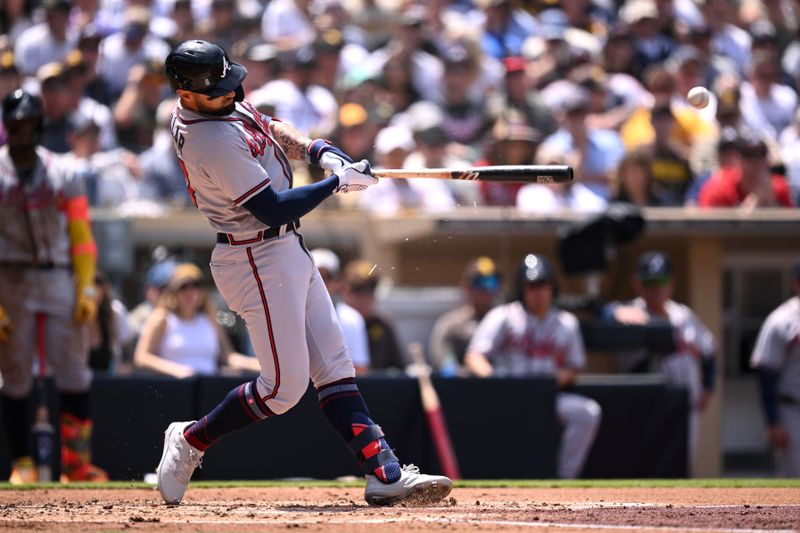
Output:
[2, 0, 800, 211]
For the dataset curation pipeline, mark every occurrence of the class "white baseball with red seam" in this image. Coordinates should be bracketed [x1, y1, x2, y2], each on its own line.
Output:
[687, 86, 710, 109]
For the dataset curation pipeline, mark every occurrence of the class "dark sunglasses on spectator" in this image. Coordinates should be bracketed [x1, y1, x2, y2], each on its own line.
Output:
[741, 150, 767, 159]
[351, 284, 376, 295]
[178, 281, 200, 291]
[642, 277, 671, 287]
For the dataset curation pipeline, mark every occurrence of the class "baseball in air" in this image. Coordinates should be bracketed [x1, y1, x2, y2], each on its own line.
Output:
[687, 86, 710, 109]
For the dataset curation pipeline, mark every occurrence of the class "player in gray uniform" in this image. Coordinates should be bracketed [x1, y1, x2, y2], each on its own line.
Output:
[750, 260, 800, 477]
[603, 251, 716, 468]
[155, 40, 451, 506]
[0, 90, 107, 483]
[465, 254, 602, 479]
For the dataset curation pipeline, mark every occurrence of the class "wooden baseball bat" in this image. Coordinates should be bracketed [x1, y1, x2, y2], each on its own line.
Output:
[373, 165, 573, 184]
[408, 342, 461, 480]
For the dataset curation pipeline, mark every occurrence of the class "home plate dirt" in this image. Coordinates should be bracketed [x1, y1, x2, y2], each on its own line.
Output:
[0, 487, 798, 532]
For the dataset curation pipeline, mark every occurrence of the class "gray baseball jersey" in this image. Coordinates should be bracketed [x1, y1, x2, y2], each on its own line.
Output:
[751, 296, 800, 401]
[169, 98, 355, 415]
[0, 145, 91, 396]
[467, 301, 586, 376]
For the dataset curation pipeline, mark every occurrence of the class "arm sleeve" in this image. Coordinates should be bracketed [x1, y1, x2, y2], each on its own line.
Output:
[467, 306, 506, 357]
[63, 163, 97, 291]
[750, 313, 784, 371]
[700, 356, 716, 391]
[564, 312, 587, 370]
[196, 132, 275, 206]
[242, 175, 338, 227]
[757, 367, 780, 426]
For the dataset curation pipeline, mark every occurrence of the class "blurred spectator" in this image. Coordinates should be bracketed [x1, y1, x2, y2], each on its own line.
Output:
[620, 0, 676, 69]
[134, 262, 260, 378]
[140, 99, 191, 207]
[14, 0, 75, 77]
[695, 0, 752, 73]
[0, 0, 35, 44]
[374, 52, 420, 114]
[128, 258, 177, 336]
[87, 271, 134, 374]
[540, 87, 625, 200]
[37, 62, 76, 153]
[74, 24, 113, 106]
[472, 0, 537, 60]
[310, 248, 370, 374]
[487, 55, 557, 139]
[610, 148, 658, 207]
[750, 260, 800, 478]
[478, 108, 540, 205]
[261, 0, 316, 50]
[113, 58, 169, 153]
[63, 49, 118, 150]
[344, 0, 394, 51]
[517, 142, 607, 213]
[0, 52, 20, 144]
[360, 122, 456, 215]
[195, 0, 243, 52]
[366, 5, 443, 102]
[603, 251, 716, 466]
[162, 0, 196, 48]
[62, 111, 142, 208]
[328, 101, 376, 165]
[234, 40, 280, 97]
[342, 260, 407, 373]
[254, 45, 337, 138]
[647, 104, 695, 205]
[438, 44, 491, 146]
[96, 6, 170, 99]
[698, 131, 793, 208]
[740, 51, 798, 143]
[602, 22, 644, 78]
[429, 256, 502, 376]
[465, 253, 601, 479]
[780, 109, 800, 205]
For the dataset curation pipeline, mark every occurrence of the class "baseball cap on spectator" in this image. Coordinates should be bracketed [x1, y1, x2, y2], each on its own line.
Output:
[37, 62, 66, 86]
[538, 8, 568, 41]
[398, 4, 426, 26]
[339, 102, 369, 128]
[374, 125, 415, 157]
[619, 0, 658, 24]
[464, 257, 501, 292]
[42, 0, 72, 12]
[442, 45, 471, 70]
[78, 23, 102, 50]
[503, 56, 526, 74]
[715, 85, 740, 118]
[636, 251, 672, 284]
[0, 51, 16, 75]
[246, 42, 279, 63]
[145, 260, 177, 289]
[716, 126, 741, 152]
[310, 248, 341, 276]
[561, 87, 590, 114]
[67, 111, 99, 135]
[666, 45, 703, 74]
[344, 259, 379, 293]
[406, 101, 448, 146]
[737, 130, 768, 158]
[315, 29, 345, 54]
[169, 262, 204, 290]
[750, 19, 778, 45]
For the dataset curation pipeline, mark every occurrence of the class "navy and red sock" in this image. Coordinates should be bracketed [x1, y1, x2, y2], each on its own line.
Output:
[317, 378, 400, 483]
[184, 379, 272, 452]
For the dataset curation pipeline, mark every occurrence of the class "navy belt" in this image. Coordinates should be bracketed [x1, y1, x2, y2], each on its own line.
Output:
[216, 220, 298, 245]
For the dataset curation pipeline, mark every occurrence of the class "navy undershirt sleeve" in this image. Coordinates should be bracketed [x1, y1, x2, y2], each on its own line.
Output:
[242, 175, 338, 227]
[700, 356, 716, 391]
[757, 367, 780, 426]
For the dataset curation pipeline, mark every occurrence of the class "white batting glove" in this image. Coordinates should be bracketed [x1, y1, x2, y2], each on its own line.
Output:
[307, 139, 353, 173]
[335, 160, 378, 193]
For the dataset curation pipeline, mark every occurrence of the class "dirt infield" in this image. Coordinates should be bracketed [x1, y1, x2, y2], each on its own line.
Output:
[0, 486, 798, 532]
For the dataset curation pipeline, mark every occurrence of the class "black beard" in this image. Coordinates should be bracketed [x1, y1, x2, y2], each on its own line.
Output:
[198, 100, 236, 116]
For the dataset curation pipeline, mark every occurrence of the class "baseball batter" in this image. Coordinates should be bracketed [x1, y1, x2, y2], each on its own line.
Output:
[465, 254, 602, 479]
[155, 40, 451, 506]
[750, 261, 800, 477]
[0, 90, 107, 483]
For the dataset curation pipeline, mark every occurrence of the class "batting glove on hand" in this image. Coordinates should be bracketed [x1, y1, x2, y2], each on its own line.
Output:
[307, 139, 353, 173]
[335, 160, 377, 193]
[0, 304, 13, 343]
[74, 287, 98, 323]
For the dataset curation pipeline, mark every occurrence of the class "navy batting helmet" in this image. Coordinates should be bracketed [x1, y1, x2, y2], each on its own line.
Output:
[516, 254, 558, 300]
[165, 40, 247, 99]
[2, 89, 44, 141]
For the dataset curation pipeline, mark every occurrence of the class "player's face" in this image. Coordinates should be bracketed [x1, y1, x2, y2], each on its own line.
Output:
[180, 89, 236, 116]
[636, 278, 673, 309]
[522, 281, 552, 317]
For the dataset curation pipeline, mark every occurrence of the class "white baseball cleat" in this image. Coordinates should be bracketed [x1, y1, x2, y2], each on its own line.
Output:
[156, 421, 204, 505]
[364, 464, 453, 506]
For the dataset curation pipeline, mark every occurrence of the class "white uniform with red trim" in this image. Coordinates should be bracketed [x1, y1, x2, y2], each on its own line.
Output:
[0, 145, 91, 396]
[467, 301, 602, 478]
[169, 99, 354, 414]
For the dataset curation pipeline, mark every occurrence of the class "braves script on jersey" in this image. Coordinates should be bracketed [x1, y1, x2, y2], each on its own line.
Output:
[468, 301, 585, 376]
[170, 100, 294, 237]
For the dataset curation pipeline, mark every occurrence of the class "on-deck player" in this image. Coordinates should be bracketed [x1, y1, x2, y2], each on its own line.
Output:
[155, 40, 452, 506]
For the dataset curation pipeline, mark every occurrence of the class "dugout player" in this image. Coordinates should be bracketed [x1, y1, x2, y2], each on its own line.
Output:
[464, 254, 602, 478]
[750, 260, 800, 477]
[0, 90, 107, 483]
[603, 251, 716, 470]
[155, 40, 451, 506]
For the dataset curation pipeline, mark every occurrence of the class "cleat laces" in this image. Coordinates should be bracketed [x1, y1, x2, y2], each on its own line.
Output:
[401, 464, 420, 475]
[173, 443, 203, 484]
